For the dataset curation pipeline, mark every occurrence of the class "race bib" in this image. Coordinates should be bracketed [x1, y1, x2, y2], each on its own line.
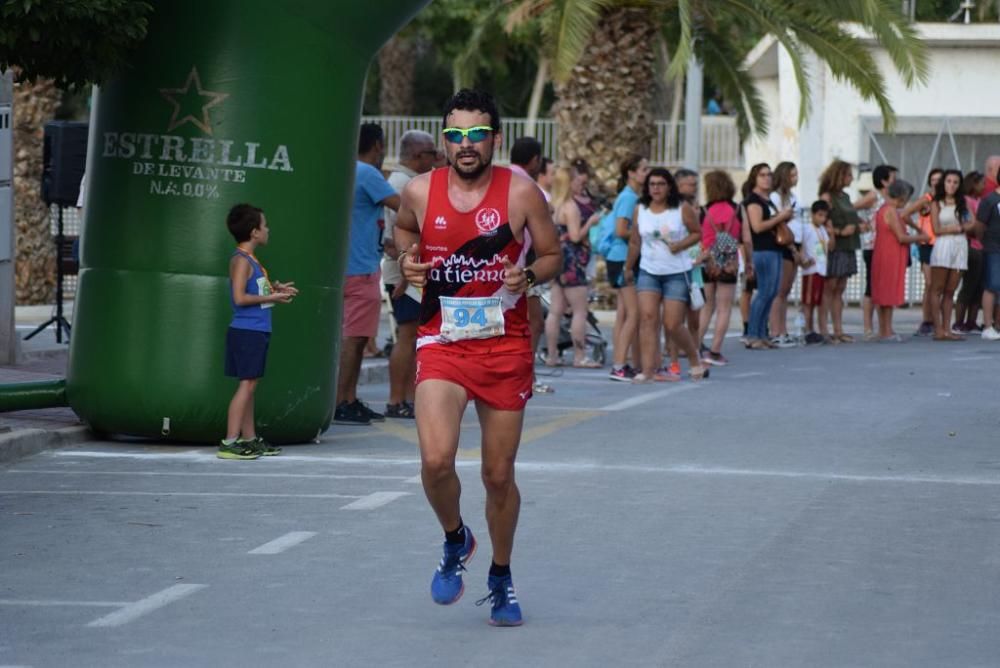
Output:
[439, 296, 505, 341]
[257, 276, 274, 309]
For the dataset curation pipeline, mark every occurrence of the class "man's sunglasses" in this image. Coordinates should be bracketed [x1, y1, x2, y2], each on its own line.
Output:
[441, 126, 494, 144]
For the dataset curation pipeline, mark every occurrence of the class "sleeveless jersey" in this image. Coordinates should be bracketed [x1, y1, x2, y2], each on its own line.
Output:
[416, 166, 530, 352]
[229, 250, 272, 332]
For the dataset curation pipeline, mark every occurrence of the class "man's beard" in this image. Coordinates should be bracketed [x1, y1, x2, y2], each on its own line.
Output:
[452, 150, 492, 181]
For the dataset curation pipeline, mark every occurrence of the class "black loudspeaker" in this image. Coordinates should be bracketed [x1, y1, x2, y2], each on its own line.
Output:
[41, 121, 88, 206]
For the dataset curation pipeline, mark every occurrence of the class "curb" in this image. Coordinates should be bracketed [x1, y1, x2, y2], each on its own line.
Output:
[0, 425, 93, 465]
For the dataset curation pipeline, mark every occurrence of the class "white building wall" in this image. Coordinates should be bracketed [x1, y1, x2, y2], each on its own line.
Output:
[744, 24, 1000, 196]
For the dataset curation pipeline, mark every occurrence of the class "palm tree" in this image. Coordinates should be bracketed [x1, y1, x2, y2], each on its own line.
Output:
[503, 0, 928, 192]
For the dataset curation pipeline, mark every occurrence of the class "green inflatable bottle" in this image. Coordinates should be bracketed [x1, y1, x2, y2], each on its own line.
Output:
[67, 0, 429, 443]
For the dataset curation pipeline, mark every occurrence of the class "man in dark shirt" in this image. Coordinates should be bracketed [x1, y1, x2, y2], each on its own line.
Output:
[976, 164, 1000, 340]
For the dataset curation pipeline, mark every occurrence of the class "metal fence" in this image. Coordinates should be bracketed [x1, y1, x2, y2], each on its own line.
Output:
[363, 115, 743, 169]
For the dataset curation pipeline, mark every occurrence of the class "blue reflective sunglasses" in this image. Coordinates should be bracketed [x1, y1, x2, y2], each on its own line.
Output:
[441, 125, 493, 144]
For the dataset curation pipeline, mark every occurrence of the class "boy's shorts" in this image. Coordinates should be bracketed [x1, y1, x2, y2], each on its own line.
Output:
[415, 341, 533, 411]
[802, 273, 824, 306]
[343, 271, 382, 338]
[385, 284, 421, 325]
[225, 327, 270, 379]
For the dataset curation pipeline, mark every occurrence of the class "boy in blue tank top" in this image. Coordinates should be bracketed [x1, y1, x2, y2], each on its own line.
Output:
[219, 204, 297, 460]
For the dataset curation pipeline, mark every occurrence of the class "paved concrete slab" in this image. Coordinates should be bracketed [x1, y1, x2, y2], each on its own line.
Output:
[2, 321, 999, 666]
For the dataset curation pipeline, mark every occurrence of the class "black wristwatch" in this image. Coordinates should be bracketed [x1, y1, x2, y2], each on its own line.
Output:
[525, 268, 537, 287]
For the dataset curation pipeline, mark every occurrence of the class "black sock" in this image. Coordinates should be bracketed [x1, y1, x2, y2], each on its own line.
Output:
[743, 322, 748, 336]
[444, 521, 465, 545]
[489, 561, 511, 578]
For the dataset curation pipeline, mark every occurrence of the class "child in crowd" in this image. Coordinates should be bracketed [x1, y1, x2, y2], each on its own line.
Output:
[219, 204, 297, 460]
[801, 200, 832, 343]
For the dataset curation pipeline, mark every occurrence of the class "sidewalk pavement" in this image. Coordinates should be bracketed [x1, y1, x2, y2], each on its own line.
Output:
[0, 300, 934, 463]
[0, 302, 391, 463]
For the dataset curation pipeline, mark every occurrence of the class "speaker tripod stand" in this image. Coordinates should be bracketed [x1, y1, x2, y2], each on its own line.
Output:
[25, 204, 72, 343]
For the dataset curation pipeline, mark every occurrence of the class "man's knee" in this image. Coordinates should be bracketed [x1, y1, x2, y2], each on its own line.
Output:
[481, 461, 515, 495]
[422, 453, 456, 484]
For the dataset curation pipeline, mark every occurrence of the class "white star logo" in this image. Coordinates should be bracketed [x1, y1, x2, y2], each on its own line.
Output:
[159, 66, 229, 135]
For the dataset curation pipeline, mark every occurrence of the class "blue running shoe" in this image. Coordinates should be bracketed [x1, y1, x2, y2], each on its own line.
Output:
[476, 574, 523, 627]
[430, 527, 476, 605]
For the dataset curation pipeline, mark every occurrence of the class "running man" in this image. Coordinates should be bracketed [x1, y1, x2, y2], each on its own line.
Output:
[394, 89, 561, 626]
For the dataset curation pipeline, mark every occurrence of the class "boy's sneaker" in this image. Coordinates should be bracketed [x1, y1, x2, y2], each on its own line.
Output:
[804, 332, 824, 345]
[354, 400, 385, 423]
[982, 326, 1000, 341]
[217, 439, 260, 460]
[771, 335, 795, 348]
[476, 574, 523, 627]
[668, 361, 682, 376]
[241, 436, 281, 456]
[914, 321, 933, 337]
[431, 527, 477, 605]
[333, 400, 371, 425]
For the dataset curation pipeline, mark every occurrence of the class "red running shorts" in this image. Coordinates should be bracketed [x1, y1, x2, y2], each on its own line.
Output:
[415, 340, 533, 411]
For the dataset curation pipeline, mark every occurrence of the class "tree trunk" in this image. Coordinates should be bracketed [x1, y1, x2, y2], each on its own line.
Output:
[377, 34, 417, 115]
[552, 7, 658, 194]
[13, 77, 60, 305]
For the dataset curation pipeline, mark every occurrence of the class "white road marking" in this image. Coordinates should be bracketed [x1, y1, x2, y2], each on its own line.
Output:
[87, 584, 206, 628]
[404, 475, 422, 484]
[340, 491, 410, 510]
[8, 469, 410, 482]
[528, 404, 609, 412]
[601, 384, 699, 412]
[787, 366, 823, 372]
[732, 372, 765, 378]
[952, 356, 992, 362]
[0, 491, 359, 499]
[248, 531, 318, 555]
[938, 392, 952, 397]
[43, 451, 1000, 487]
[0, 599, 127, 607]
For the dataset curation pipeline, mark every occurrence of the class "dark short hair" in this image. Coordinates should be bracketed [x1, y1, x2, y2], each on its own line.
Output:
[510, 137, 542, 167]
[442, 88, 501, 131]
[674, 168, 698, 181]
[640, 167, 680, 208]
[872, 164, 898, 190]
[227, 203, 264, 242]
[358, 122, 384, 154]
[810, 200, 830, 214]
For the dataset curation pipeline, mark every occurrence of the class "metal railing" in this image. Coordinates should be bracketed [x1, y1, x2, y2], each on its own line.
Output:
[362, 115, 743, 169]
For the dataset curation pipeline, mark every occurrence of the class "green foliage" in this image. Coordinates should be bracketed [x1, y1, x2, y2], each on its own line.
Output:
[0, 0, 153, 88]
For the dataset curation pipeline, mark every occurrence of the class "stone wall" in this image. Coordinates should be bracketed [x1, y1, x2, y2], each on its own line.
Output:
[13, 77, 59, 305]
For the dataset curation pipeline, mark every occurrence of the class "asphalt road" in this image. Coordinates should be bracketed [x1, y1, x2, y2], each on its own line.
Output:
[2, 329, 999, 667]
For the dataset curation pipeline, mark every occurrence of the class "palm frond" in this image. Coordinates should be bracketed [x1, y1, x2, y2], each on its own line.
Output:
[809, 0, 928, 87]
[696, 32, 768, 138]
[712, 0, 814, 125]
[544, 0, 614, 82]
[665, 0, 693, 80]
[452, 1, 510, 90]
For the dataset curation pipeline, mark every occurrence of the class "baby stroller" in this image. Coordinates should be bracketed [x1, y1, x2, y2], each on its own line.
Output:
[537, 289, 608, 365]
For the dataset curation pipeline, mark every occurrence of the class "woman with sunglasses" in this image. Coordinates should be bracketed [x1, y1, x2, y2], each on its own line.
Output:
[742, 163, 795, 349]
[625, 168, 709, 381]
[544, 163, 603, 367]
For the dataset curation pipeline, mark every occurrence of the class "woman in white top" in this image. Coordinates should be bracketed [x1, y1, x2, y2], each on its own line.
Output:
[624, 168, 708, 381]
[929, 169, 974, 340]
[768, 162, 805, 347]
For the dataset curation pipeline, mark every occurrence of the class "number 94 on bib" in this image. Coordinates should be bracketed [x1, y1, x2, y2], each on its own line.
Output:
[439, 296, 505, 341]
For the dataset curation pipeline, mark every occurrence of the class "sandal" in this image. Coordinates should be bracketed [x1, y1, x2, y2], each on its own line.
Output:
[653, 368, 682, 382]
[748, 340, 770, 350]
[572, 358, 602, 369]
[543, 358, 563, 367]
[689, 365, 710, 381]
[836, 334, 854, 343]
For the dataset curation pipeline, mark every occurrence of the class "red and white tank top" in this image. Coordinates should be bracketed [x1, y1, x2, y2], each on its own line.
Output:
[416, 166, 530, 352]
